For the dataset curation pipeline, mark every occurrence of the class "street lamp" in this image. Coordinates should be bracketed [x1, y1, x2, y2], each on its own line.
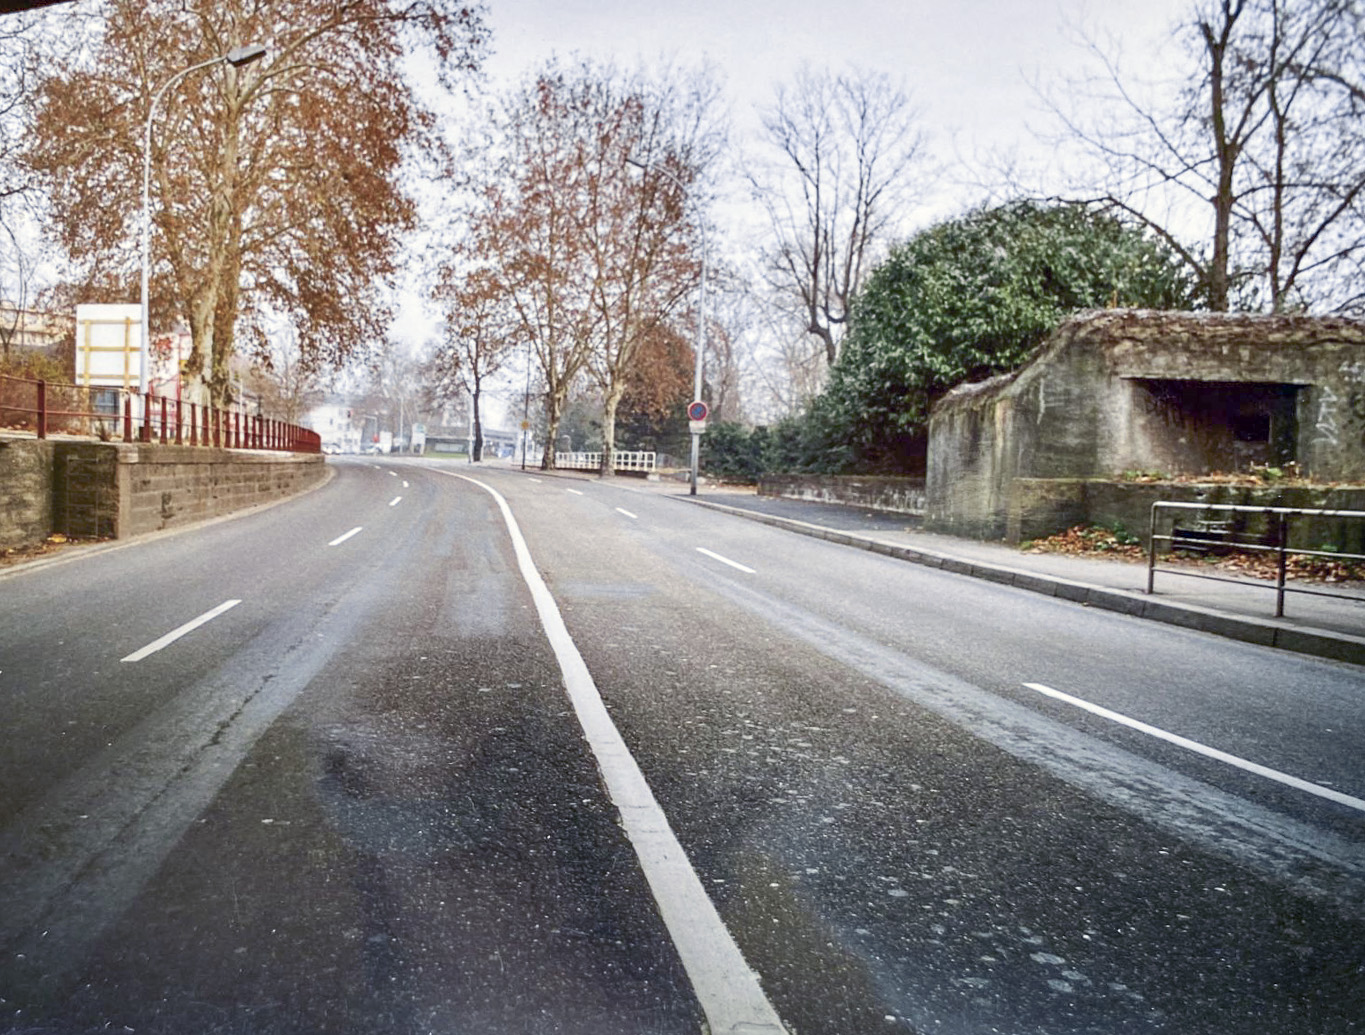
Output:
[626, 156, 706, 496]
[140, 44, 267, 398]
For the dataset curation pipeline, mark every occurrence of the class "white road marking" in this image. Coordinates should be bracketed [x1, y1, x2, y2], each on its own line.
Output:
[121, 600, 242, 663]
[389, 496, 402, 507]
[528, 477, 543, 483]
[443, 470, 788, 1035]
[566, 488, 584, 496]
[402, 480, 409, 488]
[616, 507, 638, 519]
[1024, 682, 1365, 814]
[328, 527, 362, 546]
[388, 471, 398, 477]
[697, 547, 756, 574]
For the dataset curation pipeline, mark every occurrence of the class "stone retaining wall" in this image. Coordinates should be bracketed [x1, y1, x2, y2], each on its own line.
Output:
[0, 436, 326, 548]
[758, 474, 927, 517]
[0, 438, 56, 550]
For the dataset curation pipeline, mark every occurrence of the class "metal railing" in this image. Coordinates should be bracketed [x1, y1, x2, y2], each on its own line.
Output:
[1147, 500, 1365, 617]
[0, 373, 320, 453]
[554, 450, 657, 472]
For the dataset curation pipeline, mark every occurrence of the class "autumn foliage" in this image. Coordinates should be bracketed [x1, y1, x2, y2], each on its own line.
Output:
[24, 0, 486, 407]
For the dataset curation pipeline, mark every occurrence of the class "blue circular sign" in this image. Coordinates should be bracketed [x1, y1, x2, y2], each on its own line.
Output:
[687, 400, 709, 421]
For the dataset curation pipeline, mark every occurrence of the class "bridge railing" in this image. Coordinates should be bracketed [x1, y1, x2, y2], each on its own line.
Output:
[554, 450, 656, 472]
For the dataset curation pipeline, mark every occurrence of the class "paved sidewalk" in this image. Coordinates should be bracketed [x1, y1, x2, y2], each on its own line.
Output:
[656, 485, 1365, 667]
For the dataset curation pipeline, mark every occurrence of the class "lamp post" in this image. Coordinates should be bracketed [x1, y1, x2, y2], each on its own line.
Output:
[626, 156, 706, 496]
[140, 44, 267, 398]
[521, 339, 532, 471]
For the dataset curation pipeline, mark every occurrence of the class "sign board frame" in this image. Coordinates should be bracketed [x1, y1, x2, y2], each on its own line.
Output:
[75, 304, 144, 390]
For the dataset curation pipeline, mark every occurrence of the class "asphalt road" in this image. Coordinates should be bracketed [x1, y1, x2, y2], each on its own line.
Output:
[1, 457, 1362, 1034]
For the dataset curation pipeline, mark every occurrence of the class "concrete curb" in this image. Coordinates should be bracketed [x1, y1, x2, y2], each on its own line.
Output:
[677, 496, 1365, 667]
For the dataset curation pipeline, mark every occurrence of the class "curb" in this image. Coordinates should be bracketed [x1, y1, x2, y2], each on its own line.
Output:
[676, 496, 1365, 667]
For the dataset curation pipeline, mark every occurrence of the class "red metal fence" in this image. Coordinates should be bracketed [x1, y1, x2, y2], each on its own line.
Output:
[0, 374, 321, 454]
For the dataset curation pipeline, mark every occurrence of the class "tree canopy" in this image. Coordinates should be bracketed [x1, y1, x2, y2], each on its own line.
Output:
[814, 201, 1195, 470]
[1045, 0, 1365, 314]
[22, 0, 486, 406]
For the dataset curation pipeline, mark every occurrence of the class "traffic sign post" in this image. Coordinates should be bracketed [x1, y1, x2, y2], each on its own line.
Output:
[685, 400, 708, 496]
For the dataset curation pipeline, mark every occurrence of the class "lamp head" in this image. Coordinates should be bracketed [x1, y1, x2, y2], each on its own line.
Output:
[225, 44, 267, 67]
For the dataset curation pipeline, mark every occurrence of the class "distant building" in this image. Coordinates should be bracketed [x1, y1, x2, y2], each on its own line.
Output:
[303, 400, 362, 454]
[926, 309, 1365, 540]
[1, 303, 75, 366]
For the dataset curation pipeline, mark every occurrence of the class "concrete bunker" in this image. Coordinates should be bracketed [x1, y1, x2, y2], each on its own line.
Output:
[926, 309, 1365, 541]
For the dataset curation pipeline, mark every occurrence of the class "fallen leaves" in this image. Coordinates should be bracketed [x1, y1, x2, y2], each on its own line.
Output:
[1024, 525, 1145, 560]
[1023, 524, 1365, 585]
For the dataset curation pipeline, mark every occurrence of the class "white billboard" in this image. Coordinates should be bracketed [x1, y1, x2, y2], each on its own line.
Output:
[76, 304, 143, 389]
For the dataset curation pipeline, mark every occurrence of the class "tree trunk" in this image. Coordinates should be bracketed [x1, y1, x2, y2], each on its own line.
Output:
[598, 383, 625, 477]
[471, 382, 484, 461]
[1203, 10, 1238, 312]
[540, 388, 566, 470]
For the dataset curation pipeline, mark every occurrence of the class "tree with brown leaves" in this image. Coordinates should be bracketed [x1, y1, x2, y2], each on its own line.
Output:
[461, 59, 718, 471]
[23, 0, 486, 406]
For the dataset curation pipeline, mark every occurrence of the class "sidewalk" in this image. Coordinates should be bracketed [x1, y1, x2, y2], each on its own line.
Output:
[653, 484, 1365, 667]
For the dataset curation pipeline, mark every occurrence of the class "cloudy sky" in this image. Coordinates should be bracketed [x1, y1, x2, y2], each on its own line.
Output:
[477, 0, 1190, 169]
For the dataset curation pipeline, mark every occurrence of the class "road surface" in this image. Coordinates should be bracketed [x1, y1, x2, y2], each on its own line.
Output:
[1, 457, 1361, 1034]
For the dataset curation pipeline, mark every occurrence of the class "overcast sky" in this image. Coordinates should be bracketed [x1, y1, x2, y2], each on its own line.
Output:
[478, 0, 1190, 172]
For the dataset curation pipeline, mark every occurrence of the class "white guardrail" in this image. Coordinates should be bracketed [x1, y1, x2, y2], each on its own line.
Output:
[554, 451, 657, 472]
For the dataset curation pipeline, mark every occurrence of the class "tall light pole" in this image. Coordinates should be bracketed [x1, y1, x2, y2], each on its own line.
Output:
[140, 44, 267, 398]
[521, 339, 532, 471]
[627, 156, 706, 496]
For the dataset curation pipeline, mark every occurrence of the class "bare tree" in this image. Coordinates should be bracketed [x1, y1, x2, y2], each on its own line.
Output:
[748, 65, 930, 366]
[430, 265, 515, 462]
[1043, 0, 1365, 313]
[240, 320, 325, 426]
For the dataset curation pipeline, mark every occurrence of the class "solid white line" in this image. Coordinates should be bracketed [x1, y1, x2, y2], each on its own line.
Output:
[697, 547, 756, 574]
[328, 527, 362, 547]
[616, 507, 638, 519]
[566, 488, 584, 496]
[389, 496, 402, 507]
[121, 600, 242, 663]
[1023, 683, 1365, 814]
[441, 470, 787, 1035]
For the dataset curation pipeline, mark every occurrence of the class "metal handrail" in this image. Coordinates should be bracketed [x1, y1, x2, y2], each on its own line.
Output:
[0, 373, 320, 454]
[1147, 500, 1365, 617]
